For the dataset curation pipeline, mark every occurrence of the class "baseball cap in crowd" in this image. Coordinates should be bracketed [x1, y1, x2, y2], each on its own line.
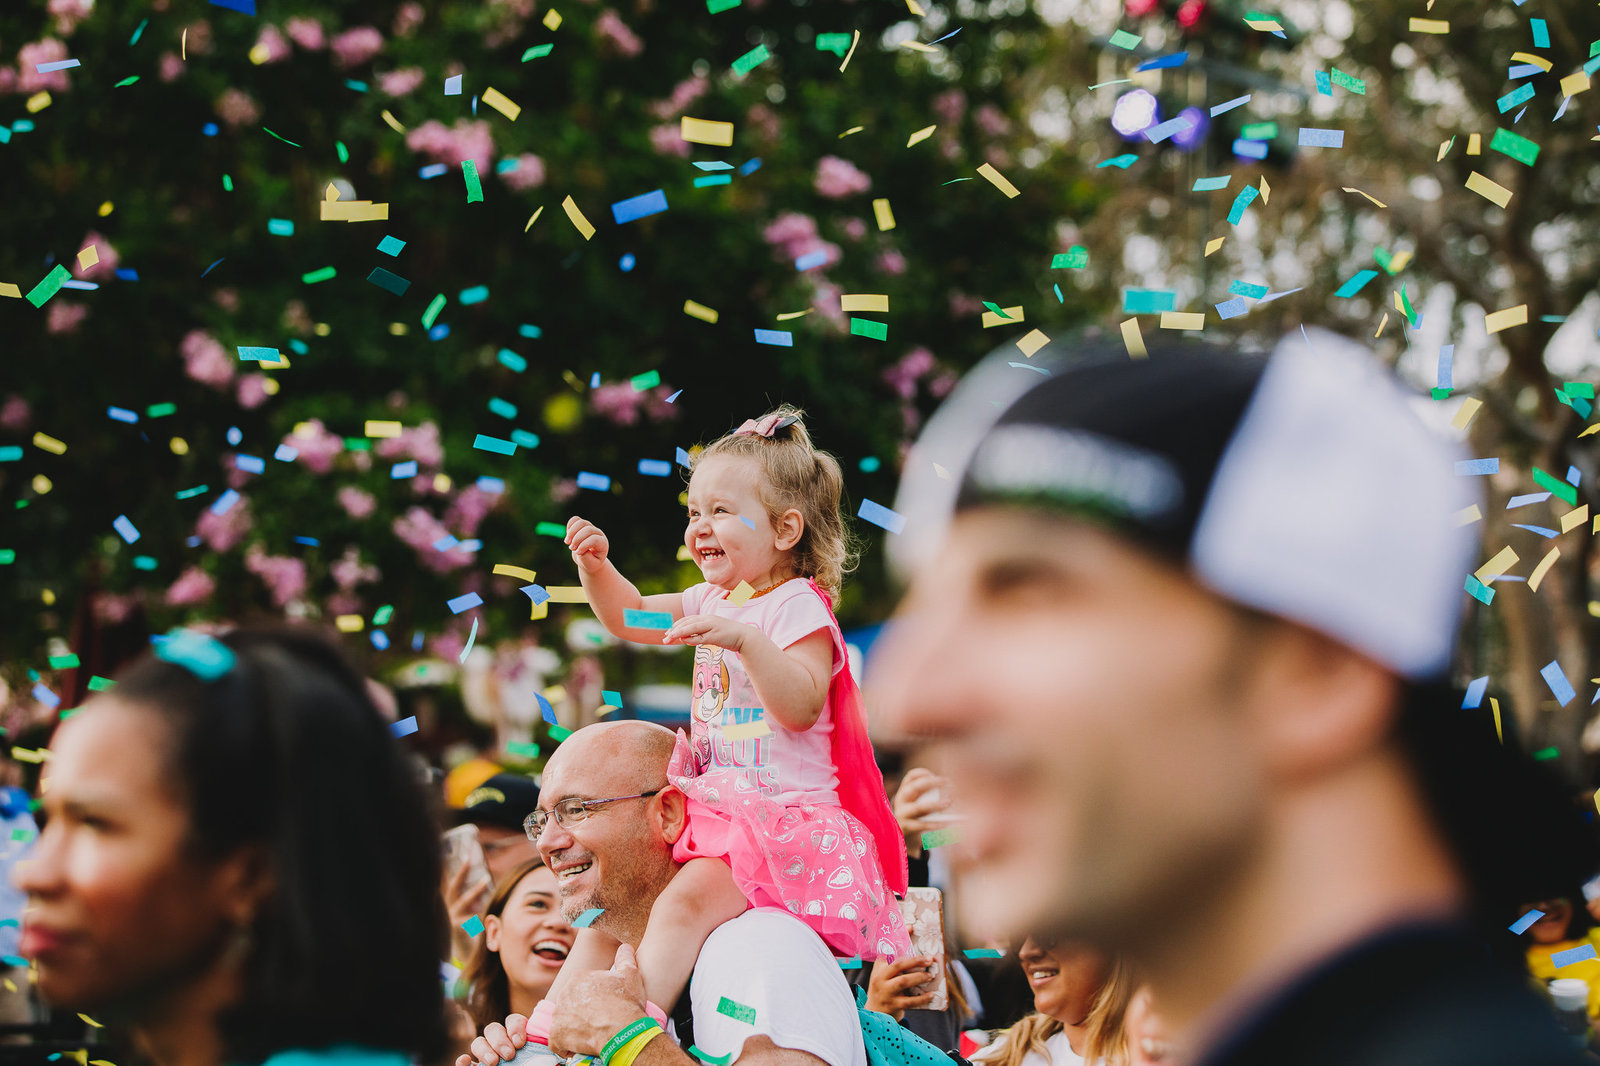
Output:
[890, 328, 1479, 680]
[449, 772, 541, 833]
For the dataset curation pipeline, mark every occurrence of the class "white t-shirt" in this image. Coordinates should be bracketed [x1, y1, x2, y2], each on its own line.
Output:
[976, 1030, 1086, 1066]
[681, 579, 844, 803]
[687, 907, 866, 1066]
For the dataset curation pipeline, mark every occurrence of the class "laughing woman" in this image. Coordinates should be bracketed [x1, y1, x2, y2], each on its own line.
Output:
[461, 858, 576, 1031]
[974, 937, 1135, 1066]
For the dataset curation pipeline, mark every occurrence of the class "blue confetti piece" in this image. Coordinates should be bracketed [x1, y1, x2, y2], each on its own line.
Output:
[1192, 176, 1231, 192]
[1553, 943, 1598, 968]
[1437, 345, 1454, 390]
[293, 535, 320, 547]
[153, 628, 236, 680]
[1462, 676, 1488, 709]
[108, 406, 138, 424]
[1216, 297, 1250, 320]
[1512, 524, 1559, 538]
[1297, 127, 1345, 148]
[274, 444, 298, 461]
[522, 584, 551, 606]
[1136, 50, 1188, 71]
[740, 515, 756, 530]
[794, 249, 830, 271]
[477, 476, 506, 494]
[234, 454, 265, 474]
[738, 158, 761, 175]
[576, 471, 611, 492]
[638, 459, 672, 477]
[858, 499, 906, 534]
[1232, 138, 1269, 161]
[1508, 492, 1553, 509]
[419, 163, 448, 179]
[1510, 909, 1544, 935]
[444, 74, 463, 96]
[461, 915, 484, 937]
[391, 716, 419, 737]
[611, 189, 669, 224]
[237, 346, 281, 361]
[447, 592, 484, 614]
[208, 0, 256, 12]
[1144, 115, 1198, 143]
[1335, 270, 1379, 298]
[112, 515, 140, 543]
[573, 908, 605, 928]
[1455, 458, 1499, 476]
[371, 629, 390, 650]
[1568, 466, 1582, 487]
[1530, 18, 1549, 48]
[1508, 63, 1544, 79]
[1210, 93, 1251, 116]
[590, 372, 601, 389]
[210, 488, 241, 515]
[434, 534, 459, 551]
[624, 609, 674, 629]
[391, 460, 418, 479]
[1227, 185, 1260, 225]
[1542, 660, 1577, 707]
[677, 447, 693, 468]
[754, 329, 793, 346]
[227, 427, 243, 446]
[538, 692, 557, 724]
[32, 684, 60, 710]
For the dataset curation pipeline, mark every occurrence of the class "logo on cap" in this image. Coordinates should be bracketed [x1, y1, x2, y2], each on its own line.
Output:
[966, 424, 1184, 523]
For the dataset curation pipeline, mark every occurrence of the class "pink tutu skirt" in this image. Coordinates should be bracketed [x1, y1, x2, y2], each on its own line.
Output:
[668, 731, 911, 960]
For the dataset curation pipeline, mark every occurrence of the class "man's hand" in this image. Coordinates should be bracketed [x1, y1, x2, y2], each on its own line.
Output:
[865, 956, 937, 1020]
[456, 1013, 528, 1066]
[550, 942, 652, 1057]
[662, 614, 751, 653]
[892, 768, 952, 855]
[443, 855, 492, 961]
[566, 517, 611, 574]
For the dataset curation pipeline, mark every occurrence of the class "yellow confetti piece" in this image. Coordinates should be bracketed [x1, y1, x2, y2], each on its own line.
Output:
[1121, 318, 1147, 358]
[26, 91, 51, 113]
[543, 9, 562, 29]
[1465, 171, 1512, 208]
[433, 473, 453, 493]
[182, 27, 187, 60]
[562, 196, 596, 240]
[839, 126, 864, 138]
[1204, 237, 1225, 257]
[1388, 250, 1413, 272]
[32, 474, 52, 495]
[900, 40, 939, 52]
[977, 163, 1020, 198]
[1491, 697, 1502, 743]
[907, 124, 936, 147]
[1529, 548, 1560, 592]
[77, 1014, 102, 1028]
[524, 205, 545, 232]
[842, 294, 889, 313]
[544, 586, 588, 603]
[728, 580, 756, 606]
[364, 420, 403, 438]
[872, 198, 896, 231]
[1409, 17, 1449, 32]
[335, 614, 365, 633]
[1257, 176, 1270, 205]
[1484, 304, 1528, 334]
[10, 748, 45, 764]
[482, 87, 521, 121]
[1374, 311, 1390, 337]
[1245, 18, 1283, 31]
[839, 29, 861, 71]
[1436, 137, 1454, 162]
[0, 283, 21, 298]
[981, 306, 1024, 328]
[1466, 133, 1481, 155]
[1510, 53, 1553, 72]
[542, 684, 568, 704]
[1160, 311, 1206, 331]
[77, 245, 99, 270]
[681, 116, 734, 146]
[381, 110, 407, 134]
[492, 564, 539, 583]
[1562, 506, 1590, 534]
[1561, 72, 1591, 98]
[775, 309, 813, 321]
[1451, 397, 1483, 429]
[33, 432, 66, 455]
[1452, 504, 1484, 527]
[932, 462, 952, 480]
[1015, 329, 1050, 357]
[321, 199, 390, 221]
[1341, 187, 1388, 208]
[723, 719, 772, 741]
[1475, 545, 1519, 584]
[529, 599, 549, 620]
[906, 0, 926, 12]
[169, 437, 189, 455]
[683, 299, 719, 324]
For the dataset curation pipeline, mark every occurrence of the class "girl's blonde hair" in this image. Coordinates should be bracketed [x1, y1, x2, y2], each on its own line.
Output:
[694, 405, 855, 601]
[978, 954, 1136, 1066]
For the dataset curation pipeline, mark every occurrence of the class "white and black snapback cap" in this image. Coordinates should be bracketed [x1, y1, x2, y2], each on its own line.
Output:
[889, 329, 1480, 681]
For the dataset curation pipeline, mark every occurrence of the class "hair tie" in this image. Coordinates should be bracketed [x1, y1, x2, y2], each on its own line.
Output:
[734, 413, 800, 438]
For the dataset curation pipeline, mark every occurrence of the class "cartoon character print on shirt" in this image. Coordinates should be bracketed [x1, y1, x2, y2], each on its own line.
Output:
[688, 642, 778, 794]
[690, 645, 731, 772]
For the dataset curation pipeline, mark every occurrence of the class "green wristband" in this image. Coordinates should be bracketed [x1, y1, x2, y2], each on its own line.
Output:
[601, 1018, 660, 1066]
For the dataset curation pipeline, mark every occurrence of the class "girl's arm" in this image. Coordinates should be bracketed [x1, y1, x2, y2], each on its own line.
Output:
[662, 616, 832, 731]
[566, 517, 684, 643]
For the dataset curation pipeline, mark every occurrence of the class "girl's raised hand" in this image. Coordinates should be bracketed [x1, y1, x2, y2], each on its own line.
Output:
[565, 516, 610, 573]
[663, 613, 751, 652]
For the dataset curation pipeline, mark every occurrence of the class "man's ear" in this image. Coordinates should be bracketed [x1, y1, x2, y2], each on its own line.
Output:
[214, 843, 276, 929]
[484, 913, 503, 953]
[655, 786, 690, 846]
[773, 509, 804, 553]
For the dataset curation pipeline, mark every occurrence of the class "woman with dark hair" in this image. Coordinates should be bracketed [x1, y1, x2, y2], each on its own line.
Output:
[15, 626, 450, 1066]
[460, 858, 574, 1032]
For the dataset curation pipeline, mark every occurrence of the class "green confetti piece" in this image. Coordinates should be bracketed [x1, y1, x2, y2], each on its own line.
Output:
[372, 604, 394, 626]
[1431, 387, 1452, 401]
[981, 301, 1014, 319]
[707, 0, 741, 10]
[547, 724, 573, 741]
[1330, 67, 1365, 94]
[521, 43, 554, 60]
[146, 402, 176, 418]
[815, 33, 852, 57]
[1240, 121, 1278, 140]
[463, 159, 484, 203]
[422, 293, 447, 329]
[1489, 127, 1540, 166]
[1052, 246, 1088, 269]
[631, 369, 661, 390]
[87, 676, 115, 692]
[48, 654, 80, 670]
[222, 173, 234, 191]
[114, 75, 140, 87]
[175, 485, 208, 499]
[535, 521, 567, 537]
[262, 126, 302, 147]
[1373, 247, 1395, 274]
[716, 997, 757, 1025]
[1399, 284, 1417, 326]
[1533, 746, 1560, 761]
[1532, 466, 1579, 505]
[0, 550, 14, 565]
[336, 140, 349, 163]
[301, 266, 337, 284]
[1566, 383, 1596, 399]
[506, 741, 542, 758]
[10, 829, 32, 843]
[850, 318, 888, 341]
[731, 43, 770, 77]
[1107, 29, 1142, 49]
[25, 265, 70, 309]
[921, 828, 958, 849]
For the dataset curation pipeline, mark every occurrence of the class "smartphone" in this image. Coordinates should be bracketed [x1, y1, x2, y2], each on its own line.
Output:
[442, 823, 493, 893]
[898, 886, 948, 1011]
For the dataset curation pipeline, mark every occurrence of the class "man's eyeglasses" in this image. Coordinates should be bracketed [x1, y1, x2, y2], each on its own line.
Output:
[522, 789, 664, 840]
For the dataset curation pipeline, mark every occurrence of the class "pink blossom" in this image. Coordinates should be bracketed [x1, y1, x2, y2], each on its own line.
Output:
[159, 52, 184, 82]
[405, 119, 494, 169]
[338, 485, 377, 519]
[213, 288, 241, 314]
[215, 88, 260, 128]
[281, 299, 313, 334]
[650, 74, 709, 119]
[815, 155, 871, 199]
[931, 89, 966, 126]
[72, 231, 119, 280]
[236, 373, 271, 409]
[326, 591, 363, 618]
[331, 546, 380, 590]
[744, 103, 781, 143]
[285, 16, 325, 49]
[165, 566, 216, 607]
[589, 383, 650, 427]
[974, 104, 1012, 138]
[18, 41, 72, 94]
[196, 495, 253, 553]
[429, 626, 468, 663]
[445, 486, 499, 537]
[379, 66, 426, 97]
[763, 212, 841, 269]
[840, 218, 867, 241]
[876, 249, 907, 276]
[498, 153, 546, 191]
[393, 506, 474, 572]
[393, 3, 425, 37]
[810, 282, 848, 331]
[0, 70, 16, 95]
[94, 592, 140, 626]
[594, 10, 643, 57]
[0, 395, 30, 432]
[374, 421, 444, 468]
[883, 347, 937, 400]
[929, 371, 957, 398]
[46, 302, 88, 335]
[246, 545, 308, 608]
[648, 123, 692, 158]
[252, 24, 291, 64]
[285, 419, 343, 474]
[48, 0, 95, 36]
[180, 329, 235, 390]
[185, 21, 215, 55]
[549, 478, 579, 505]
[331, 26, 384, 68]
[947, 290, 985, 317]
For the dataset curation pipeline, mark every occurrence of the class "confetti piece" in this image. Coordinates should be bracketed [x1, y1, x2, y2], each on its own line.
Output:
[1497, 83, 1535, 113]
[444, 74, 463, 95]
[576, 471, 611, 491]
[722, 719, 772, 741]
[112, 515, 140, 543]
[1331, 68, 1365, 94]
[1160, 311, 1205, 331]
[1409, 18, 1449, 33]
[463, 160, 484, 203]
[461, 916, 484, 937]
[320, 198, 389, 221]
[1335, 270, 1379, 298]
[858, 498, 906, 534]
[493, 564, 540, 583]
[963, 948, 1004, 959]
[482, 87, 521, 121]
[681, 117, 734, 146]
[1204, 237, 1225, 256]
[1226, 185, 1259, 225]
[391, 716, 419, 738]
[843, 294, 890, 313]
[76, 1014, 103, 1028]
[921, 828, 958, 848]
[26, 265, 70, 309]
[1108, 29, 1142, 49]
[544, 586, 589, 603]
[1015, 328, 1050, 356]
[367, 268, 410, 296]
[0, 284, 20, 299]
[1532, 466, 1579, 505]
[1484, 305, 1528, 334]
[1341, 187, 1387, 208]
[1297, 127, 1344, 148]
[716, 998, 757, 1025]
[1553, 943, 1598, 968]
[754, 329, 793, 346]
[473, 434, 517, 456]
[448, 592, 485, 614]
[838, 30, 861, 71]
[683, 300, 719, 323]
[1463, 676, 1489, 709]
[1192, 176, 1231, 192]
[638, 459, 671, 476]
[1475, 545, 1518, 582]
[1489, 127, 1539, 166]
[1530, 18, 1550, 49]
[1464, 576, 1494, 605]
[624, 609, 674, 629]
[976, 163, 1021, 198]
[1511, 910, 1545, 935]
[1562, 506, 1590, 533]
[872, 198, 896, 230]
[1136, 51, 1188, 71]
[1123, 289, 1176, 314]
[728, 580, 756, 606]
[301, 266, 336, 284]
[524, 206, 545, 231]
[1121, 318, 1148, 357]
[982, 306, 1023, 327]
[459, 618, 479, 662]
[154, 629, 236, 680]
[837, 957, 863, 969]
[573, 908, 605, 928]
[1465, 171, 1512, 208]
[1542, 660, 1577, 706]
[1560, 72, 1590, 98]
[48, 653, 80, 670]
[907, 125, 937, 147]
[33, 432, 67, 455]
[1145, 115, 1198, 143]
[1210, 94, 1251, 116]
[731, 44, 770, 78]
[1529, 548, 1560, 592]
[612, 189, 669, 224]
[562, 196, 596, 240]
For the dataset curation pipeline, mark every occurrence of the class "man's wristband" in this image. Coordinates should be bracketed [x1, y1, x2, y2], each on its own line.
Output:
[601, 1019, 661, 1066]
[607, 1026, 664, 1066]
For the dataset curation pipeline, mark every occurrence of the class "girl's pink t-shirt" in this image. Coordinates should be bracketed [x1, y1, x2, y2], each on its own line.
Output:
[680, 578, 844, 804]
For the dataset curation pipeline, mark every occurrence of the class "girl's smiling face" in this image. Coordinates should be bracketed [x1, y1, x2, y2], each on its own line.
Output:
[684, 454, 802, 591]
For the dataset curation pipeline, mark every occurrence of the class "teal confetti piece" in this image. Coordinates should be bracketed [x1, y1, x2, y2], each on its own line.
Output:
[154, 628, 236, 680]
[367, 268, 409, 296]
[602, 690, 622, 706]
[1228, 280, 1269, 299]
[1122, 288, 1177, 314]
[1336, 269, 1379, 297]
[623, 609, 674, 629]
[261, 126, 301, 147]
[731, 44, 770, 77]
[377, 235, 406, 256]
[25, 265, 70, 309]
[716, 997, 757, 1025]
[1097, 153, 1139, 169]
[573, 908, 605, 928]
[1108, 29, 1142, 49]
[963, 948, 1004, 959]
[473, 434, 517, 456]
[1497, 83, 1535, 113]
[1531, 18, 1549, 49]
[1464, 575, 1495, 605]
[459, 285, 489, 305]
[1226, 185, 1260, 225]
[267, 218, 294, 236]
[130, 18, 148, 44]
[1192, 176, 1231, 191]
[463, 159, 484, 203]
[694, 175, 732, 187]
[488, 398, 518, 419]
[461, 915, 484, 937]
[838, 956, 863, 969]
[1052, 246, 1088, 268]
